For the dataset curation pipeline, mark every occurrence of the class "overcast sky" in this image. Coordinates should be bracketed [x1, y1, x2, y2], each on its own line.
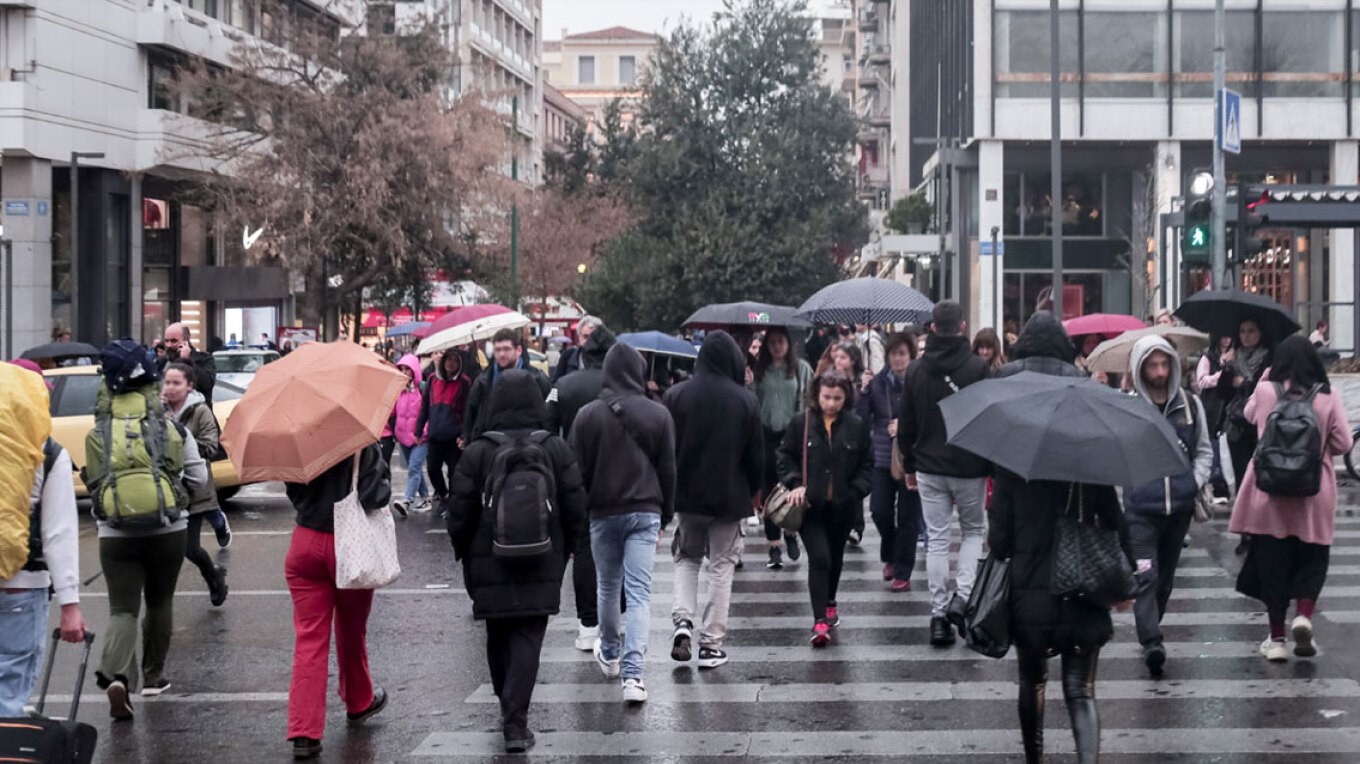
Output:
[542, 0, 846, 40]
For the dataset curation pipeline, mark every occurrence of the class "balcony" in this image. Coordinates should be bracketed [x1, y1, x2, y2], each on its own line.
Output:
[857, 124, 885, 144]
[858, 71, 880, 89]
[867, 45, 891, 65]
[138, 0, 249, 68]
[858, 7, 878, 31]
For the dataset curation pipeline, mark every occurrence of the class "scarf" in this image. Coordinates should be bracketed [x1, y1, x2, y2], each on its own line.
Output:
[1234, 345, 1268, 383]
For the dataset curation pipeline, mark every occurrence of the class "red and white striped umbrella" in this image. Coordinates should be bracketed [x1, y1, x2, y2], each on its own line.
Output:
[415, 304, 530, 355]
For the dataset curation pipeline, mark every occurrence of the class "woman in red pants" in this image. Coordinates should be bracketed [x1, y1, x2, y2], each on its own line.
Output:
[283, 443, 392, 759]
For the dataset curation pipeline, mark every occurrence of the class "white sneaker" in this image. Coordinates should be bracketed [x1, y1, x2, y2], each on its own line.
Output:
[621, 678, 647, 703]
[575, 624, 599, 652]
[593, 641, 620, 679]
[1292, 616, 1318, 657]
[1259, 637, 1288, 662]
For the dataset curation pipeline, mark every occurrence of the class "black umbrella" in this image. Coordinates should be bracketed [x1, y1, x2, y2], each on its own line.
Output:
[1173, 288, 1301, 345]
[20, 341, 100, 361]
[682, 302, 811, 330]
[796, 278, 934, 326]
[938, 371, 1189, 486]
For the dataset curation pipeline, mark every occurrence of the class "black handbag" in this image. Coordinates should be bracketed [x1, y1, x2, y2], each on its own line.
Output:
[963, 554, 1011, 659]
[1050, 484, 1137, 609]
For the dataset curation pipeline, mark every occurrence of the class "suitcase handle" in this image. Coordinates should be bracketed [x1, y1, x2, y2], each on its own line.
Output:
[34, 629, 96, 720]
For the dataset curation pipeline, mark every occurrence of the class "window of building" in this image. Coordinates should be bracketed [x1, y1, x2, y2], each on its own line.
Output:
[1260, 8, 1344, 97]
[578, 55, 595, 84]
[1006, 172, 1104, 238]
[993, 9, 1079, 97]
[148, 56, 177, 111]
[104, 194, 131, 340]
[619, 55, 637, 85]
[1174, 9, 1255, 97]
[368, 4, 395, 35]
[228, 0, 255, 34]
[1083, 11, 1166, 98]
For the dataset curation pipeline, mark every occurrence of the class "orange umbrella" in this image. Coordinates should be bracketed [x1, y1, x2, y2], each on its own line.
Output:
[221, 341, 407, 484]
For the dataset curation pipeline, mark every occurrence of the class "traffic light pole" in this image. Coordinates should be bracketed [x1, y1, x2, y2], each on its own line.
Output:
[1211, 0, 1228, 290]
[1049, 0, 1064, 318]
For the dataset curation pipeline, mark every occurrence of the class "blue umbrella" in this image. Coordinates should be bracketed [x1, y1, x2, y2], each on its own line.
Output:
[796, 278, 934, 326]
[618, 331, 699, 358]
[385, 321, 430, 338]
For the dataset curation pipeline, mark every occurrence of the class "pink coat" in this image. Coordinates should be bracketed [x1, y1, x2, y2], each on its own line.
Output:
[1228, 373, 1351, 546]
[391, 355, 426, 447]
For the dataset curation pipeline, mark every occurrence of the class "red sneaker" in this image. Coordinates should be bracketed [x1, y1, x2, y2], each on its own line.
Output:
[825, 604, 840, 627]
[882, 564, 893, 581]
[809, 621, 830, 647]
[891, 579, 912, 592]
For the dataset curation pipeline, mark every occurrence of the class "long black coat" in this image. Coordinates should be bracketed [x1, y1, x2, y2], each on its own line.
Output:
[988, 471, 1135, 653]
[777, 408, 874, 517]
[446, 371, 588, 620]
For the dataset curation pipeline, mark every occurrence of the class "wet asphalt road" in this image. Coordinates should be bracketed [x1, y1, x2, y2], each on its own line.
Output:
[41, 470, 1360, 763]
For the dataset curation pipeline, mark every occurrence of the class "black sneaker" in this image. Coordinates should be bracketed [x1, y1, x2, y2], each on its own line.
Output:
[141, 679, 172, 698]
[107, 680, 134, 720]
[671, 620, 694, 662]
[215, 516, 233, 549]
[944, 592, 968, 635]
[504, 730, 536, 753]
[209, 565, 229, 607]
[785, 534, 801, 561]
[1144, 642, 1167, 677]
[290, 737, 322, 759]
[392, 500, 408, 518]
[766, 547, 783, 570]
[929, 616, 956, 647]
[347, 686, 388, 725]
[697, 647, 728, 669]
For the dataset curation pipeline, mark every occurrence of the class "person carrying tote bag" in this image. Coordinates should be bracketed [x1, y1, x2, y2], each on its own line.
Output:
[283, 443, 393, 760]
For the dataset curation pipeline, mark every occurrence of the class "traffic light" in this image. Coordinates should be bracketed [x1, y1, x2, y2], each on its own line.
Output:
[1234, 183, 1268, 263]
[1182, 171, 1213, 261]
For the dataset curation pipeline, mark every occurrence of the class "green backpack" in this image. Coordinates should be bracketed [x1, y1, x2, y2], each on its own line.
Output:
[84, 384, 186, 529]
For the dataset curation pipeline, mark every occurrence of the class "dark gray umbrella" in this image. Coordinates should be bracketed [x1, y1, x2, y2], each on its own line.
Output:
[938, 371, 1189, 486]
[796, 278, 934, 326]
[1173, 288, 1301, 345]
[682, 302, 810, 330]
[20, 341, 99, 361]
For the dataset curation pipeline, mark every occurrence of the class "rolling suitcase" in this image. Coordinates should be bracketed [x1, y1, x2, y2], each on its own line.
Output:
[0, 629, 97, 764]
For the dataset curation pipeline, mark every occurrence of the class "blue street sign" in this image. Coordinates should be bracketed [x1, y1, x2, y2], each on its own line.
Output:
[36, 201, 48, 216]
[3, 201, 29, 216]
[1220, 88, 1242, 155]
[980, 241, 1005, 257]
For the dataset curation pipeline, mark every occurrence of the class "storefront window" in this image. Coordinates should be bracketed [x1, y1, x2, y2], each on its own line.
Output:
[1175, 9, 1256, 97]
[1084, 12, 1166, 98]
[104, 194, 130, 340]
[50, 190, 72, 333]
[1004, 271, 1105, 323]
[1012, 173, 1104, 237]
[1260, 9, 1345, 97]
[993, 9, 1079, 97]
[144, 198, 174, 267]
[143, 268, 172, 345]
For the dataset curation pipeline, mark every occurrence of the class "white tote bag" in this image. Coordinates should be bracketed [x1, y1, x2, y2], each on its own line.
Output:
[334, 453, 402, 590]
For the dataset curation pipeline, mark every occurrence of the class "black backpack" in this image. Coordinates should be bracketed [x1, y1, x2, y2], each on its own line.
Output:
[1253, 382, 1324, 498]
[481, 431, 557, 558]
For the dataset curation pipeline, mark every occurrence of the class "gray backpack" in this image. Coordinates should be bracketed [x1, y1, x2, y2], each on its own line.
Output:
[1253, 383, 1324, 498]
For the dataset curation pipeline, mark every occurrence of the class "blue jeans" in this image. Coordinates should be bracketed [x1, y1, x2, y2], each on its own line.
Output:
[591, 512, 661, 680]
[0, 589, 49, 716]
[400, 443, 430, 502]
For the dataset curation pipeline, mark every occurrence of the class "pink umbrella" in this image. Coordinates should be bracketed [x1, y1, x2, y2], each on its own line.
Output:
[414, 304, 530, 355]
[1062, 313, 1147, 338]
[413, 304, 513, 340]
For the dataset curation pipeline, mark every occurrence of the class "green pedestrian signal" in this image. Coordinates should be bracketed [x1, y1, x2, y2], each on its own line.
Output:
[1190, 226, 1206, 247]
[1183, 223, 1210, 261]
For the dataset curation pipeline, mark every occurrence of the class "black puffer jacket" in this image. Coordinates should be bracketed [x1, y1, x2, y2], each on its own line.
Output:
[546, 327, 616, 437]
[663, 331, 764, 521]
[777, 408, 873, 513]
[993, 312, 1086, 379]
[446, 370, 588, 620]
[896, 333, 990, 477]
[989, 472, 1134, 652]
[286, 443, 391, 534]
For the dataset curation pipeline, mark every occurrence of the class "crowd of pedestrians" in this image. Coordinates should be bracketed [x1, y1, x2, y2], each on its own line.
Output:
[0, 294, 1352, 763]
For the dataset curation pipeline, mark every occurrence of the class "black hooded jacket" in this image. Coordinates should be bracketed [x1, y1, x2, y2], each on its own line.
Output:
[465, 353, 551, 439]
[896, 333, 990, 477]
[993, 312, 1086, 379]
[445, 370, 589, 620]
[286, 443, 391, 533]
[546, 327, 617, 437]
[663, 331, 764, 521]
[569, 343, 677, 526]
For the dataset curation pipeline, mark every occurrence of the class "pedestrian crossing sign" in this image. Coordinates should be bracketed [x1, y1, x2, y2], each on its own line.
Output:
[1220, 88, 1241, 155]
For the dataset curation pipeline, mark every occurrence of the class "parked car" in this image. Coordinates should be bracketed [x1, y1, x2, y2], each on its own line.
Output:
[43, 367, 247, 501]
[212, 348, 280, 389]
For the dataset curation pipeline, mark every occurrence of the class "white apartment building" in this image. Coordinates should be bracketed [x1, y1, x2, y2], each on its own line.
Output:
[542, 25, 657, 129]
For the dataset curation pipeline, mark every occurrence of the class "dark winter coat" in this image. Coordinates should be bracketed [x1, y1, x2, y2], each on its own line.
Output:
[896, 333, 990, 477]
[285, 443, 391, 534]
[546, 328, 616, 438]
[988, 472, 1135, 652]
[663, 331, 764, 522]
[158, 348, 216, 402]
[465, 355, 551, 439]
[857, 366, 906, 469]
[416, 353, 472, 443]
[569, 343, 677, 526]
[446, 370, 588, 620]
[777, 408, 874, 515]
[993, 312, 1085, 379]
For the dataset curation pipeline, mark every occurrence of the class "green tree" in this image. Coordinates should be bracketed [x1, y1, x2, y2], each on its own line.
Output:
[884, 193, 933, 234]
[577, 0, 866, 330]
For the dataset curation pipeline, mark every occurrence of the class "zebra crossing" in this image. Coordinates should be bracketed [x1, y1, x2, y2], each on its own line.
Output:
[407, 513, 1360, 760]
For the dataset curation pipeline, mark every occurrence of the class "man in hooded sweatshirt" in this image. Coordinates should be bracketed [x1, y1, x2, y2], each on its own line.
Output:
[417, 349, 473, 507]
[1123, 335, 1213, 676]
[546, 325, 618, 651]
[896, 301, 991, 647]
[993, 311, 1087, 379]
[569, 344, 676, 703]
[663, 331, 763, 669]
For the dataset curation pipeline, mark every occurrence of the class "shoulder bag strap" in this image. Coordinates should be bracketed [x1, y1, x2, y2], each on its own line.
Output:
[801, 411, 810, 488]
[350, 451, 361, 494]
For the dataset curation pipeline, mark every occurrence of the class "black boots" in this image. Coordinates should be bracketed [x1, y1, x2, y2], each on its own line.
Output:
[929, 616, 955, 646]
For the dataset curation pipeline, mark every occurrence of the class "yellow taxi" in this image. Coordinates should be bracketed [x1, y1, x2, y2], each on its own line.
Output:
[43, 366, 246, 500]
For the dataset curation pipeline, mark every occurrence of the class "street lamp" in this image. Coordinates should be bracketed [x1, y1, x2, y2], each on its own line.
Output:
[576, 263, 587, 275]
[70, 151, 105, 337]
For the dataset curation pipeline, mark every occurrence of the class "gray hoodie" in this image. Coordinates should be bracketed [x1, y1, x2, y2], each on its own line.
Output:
[1124, 335, 1213, 514]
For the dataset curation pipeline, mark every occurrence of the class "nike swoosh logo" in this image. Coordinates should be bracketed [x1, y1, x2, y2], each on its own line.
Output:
[243, 225, 264, 250]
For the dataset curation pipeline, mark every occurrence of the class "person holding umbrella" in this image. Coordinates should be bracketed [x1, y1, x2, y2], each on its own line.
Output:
[1229, 336, 1352, 662]
[752, 327, 814, 570]
[1122, 336, 1213, 676]
[1196, 334, 1236, 500]
[1223, 318, 1273, 491]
